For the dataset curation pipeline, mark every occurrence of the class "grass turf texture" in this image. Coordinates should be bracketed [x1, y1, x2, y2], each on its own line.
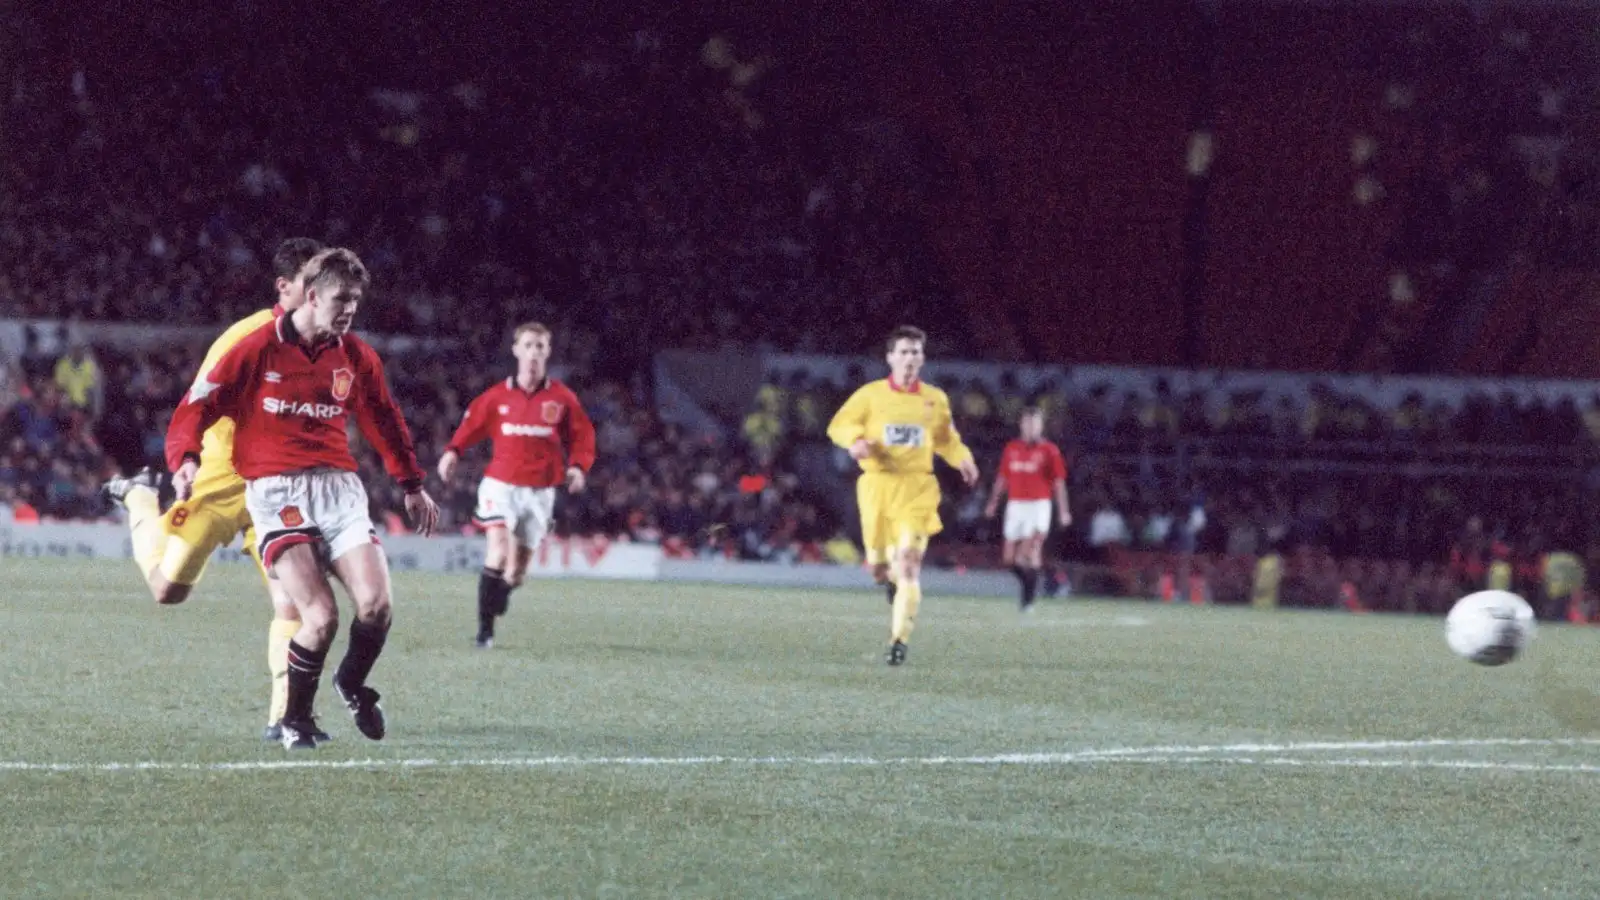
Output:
[4, 558, 1600, 898]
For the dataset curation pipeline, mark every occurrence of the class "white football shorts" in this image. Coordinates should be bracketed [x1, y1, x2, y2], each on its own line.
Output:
[474, 476, 556, 548]
[246, 468, 377, 571]
[1003, 499, 1053, 541]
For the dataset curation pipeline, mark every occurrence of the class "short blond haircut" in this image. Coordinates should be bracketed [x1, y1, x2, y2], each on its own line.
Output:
[513, 321, 551, 342]
[301, 247, 370, 294]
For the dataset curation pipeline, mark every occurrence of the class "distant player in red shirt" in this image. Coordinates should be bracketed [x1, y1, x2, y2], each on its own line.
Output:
[983, 407, 1070, 610]
[166, 247, 441, 750]
[436, 322, 596, 648]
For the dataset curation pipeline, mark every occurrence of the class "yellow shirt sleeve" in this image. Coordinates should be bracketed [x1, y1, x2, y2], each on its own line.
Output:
[928, 389, 974, 468]
[826, 384, 874, 450]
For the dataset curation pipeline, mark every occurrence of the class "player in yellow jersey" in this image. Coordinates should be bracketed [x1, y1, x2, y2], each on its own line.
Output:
[102, 237, 330, 742]
[827, 325, 979, 665]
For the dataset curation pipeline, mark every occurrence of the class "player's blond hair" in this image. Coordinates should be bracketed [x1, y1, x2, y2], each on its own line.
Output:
[514, 321, 551, 342]
[302, 247, 370, 294]
[886, 325, 926, 353]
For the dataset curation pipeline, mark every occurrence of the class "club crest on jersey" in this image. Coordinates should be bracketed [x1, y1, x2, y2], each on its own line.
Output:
[279, 506, 304, 528]
[331, 368, 354, 401]
[541, 401, 563, 424]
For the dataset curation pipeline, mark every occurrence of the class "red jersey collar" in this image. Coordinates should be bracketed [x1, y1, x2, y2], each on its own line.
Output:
[888, 375, 921, 394]
[271, 302, 285, 316]
[506, 374, 551, 395]
[275, 309, 342, 352]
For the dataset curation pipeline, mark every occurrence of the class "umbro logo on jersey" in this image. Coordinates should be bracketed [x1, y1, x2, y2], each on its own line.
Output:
[265, 371, 283, 383]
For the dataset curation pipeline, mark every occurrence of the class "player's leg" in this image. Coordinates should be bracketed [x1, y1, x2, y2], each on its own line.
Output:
[485, 486, 553, 640]
[1003, 501, 1048, 610]
[887, 531, 930, 665]
[268, 542, 341, 750]
[885, 475, 943, 665]
[146, 490, 253, 604]
[475, 525, 513, 647]
[1017, 532, 1046, 610]
[473, 477, 514, 646]
[104, 467, 204, 605]
[505, 541, 536, 588]
[317, 471, 392, 741]
[1000, 512, 1025, 607]
[329, 541, 392, 741]
[247, 474, 341, 749]
[103, 467, 171, 592]
[245, 522, 323, 742]
[857, 474, 895, 605]
[1000, 500, 1027, 608]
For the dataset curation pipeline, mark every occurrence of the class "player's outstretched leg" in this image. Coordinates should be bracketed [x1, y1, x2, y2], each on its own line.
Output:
[103, 467, 168, 583]
[331, 543, 393, 740]
[272, 544, 341, 751]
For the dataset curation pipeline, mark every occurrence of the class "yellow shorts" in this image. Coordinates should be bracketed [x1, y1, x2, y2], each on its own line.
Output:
[856, 472, 941, 566]
[158, 459, 265, 586]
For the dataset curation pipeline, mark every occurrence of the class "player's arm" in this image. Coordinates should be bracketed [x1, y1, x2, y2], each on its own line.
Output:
[350, 344, 439, 535]
[561, 389, 598, 493]
[165, 339, 254, 497]
[826, 385, 875, 460]
[983, 449, 1008, 518]
[437, 388, 496, 483]
[1051, 445, 1071, 527]
[350, 345, 426, 490]
[931, 394, 979, 486]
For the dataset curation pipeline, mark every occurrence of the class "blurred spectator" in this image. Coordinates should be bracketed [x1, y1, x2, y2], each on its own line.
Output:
[53, 342, 102, 420]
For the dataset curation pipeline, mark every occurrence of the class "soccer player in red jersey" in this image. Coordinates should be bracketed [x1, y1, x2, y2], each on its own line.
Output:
[983, 408, 1070, 610]
[166, 247, 440, 750]
[436, 322, 596, 648]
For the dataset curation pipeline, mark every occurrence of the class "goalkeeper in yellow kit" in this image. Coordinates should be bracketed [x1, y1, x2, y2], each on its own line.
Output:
[828, 325, 979, 666]
[102, 237, 331, 742]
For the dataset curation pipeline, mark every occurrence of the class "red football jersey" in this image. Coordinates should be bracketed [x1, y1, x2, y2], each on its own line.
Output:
[998, 439, 1067, 501]
[445, 376, 597, 488]
[166, 314, 425, 488]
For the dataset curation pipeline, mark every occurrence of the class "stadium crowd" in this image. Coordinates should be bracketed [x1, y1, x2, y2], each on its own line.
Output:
[6, 327, 1600, 606]
[0, 17, 957, 376]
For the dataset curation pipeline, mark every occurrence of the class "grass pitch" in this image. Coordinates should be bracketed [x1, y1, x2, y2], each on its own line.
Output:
[5, 559, 1600, 898]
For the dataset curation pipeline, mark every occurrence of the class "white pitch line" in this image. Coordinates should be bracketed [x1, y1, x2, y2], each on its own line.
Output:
[5, 737, 1600, 775]
[1068, 736, 1600, 759]
[1119, 756, 1600, 774]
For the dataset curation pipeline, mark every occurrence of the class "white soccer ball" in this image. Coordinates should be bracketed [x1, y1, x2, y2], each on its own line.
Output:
[1445, 589, 1535, 666]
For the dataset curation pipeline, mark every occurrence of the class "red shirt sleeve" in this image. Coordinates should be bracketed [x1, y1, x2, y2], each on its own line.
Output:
[1048, 444, 1068, 482]
[349, 340, 425, 490]
[446, 387, 497, 456]
[165, 335, 255, 472]
[561, 386, 597, 472]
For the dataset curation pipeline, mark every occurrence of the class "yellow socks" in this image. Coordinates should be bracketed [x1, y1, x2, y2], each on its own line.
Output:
[125, 487, 166, 577]
[267, 619, 299, 724]
[891, 581, 922, 644]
